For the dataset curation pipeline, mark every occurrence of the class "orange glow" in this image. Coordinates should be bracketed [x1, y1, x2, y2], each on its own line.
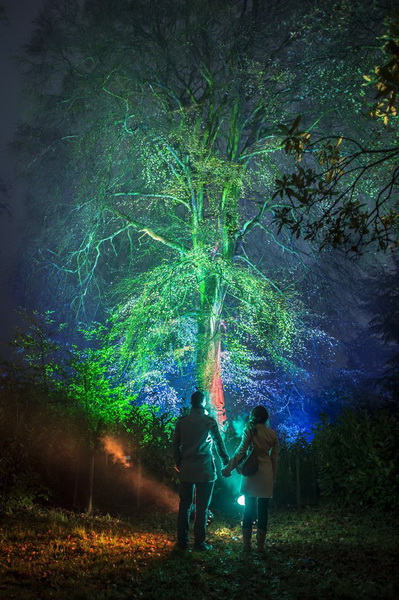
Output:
[102, 436, 131, 468]
[202, 334, 226, 426]
[102, 436, 179, 512]
[210, 341, 226, 426]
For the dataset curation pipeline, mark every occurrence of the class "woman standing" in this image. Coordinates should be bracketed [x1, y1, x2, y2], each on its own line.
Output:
[222, 406, 278, 553]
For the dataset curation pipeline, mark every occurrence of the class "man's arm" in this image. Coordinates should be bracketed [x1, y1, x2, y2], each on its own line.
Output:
[172, 421, 182, 468]
[210, 419, 229, 466]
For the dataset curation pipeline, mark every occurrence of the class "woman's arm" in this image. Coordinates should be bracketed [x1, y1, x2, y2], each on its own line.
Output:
[222, 427, 252, 476]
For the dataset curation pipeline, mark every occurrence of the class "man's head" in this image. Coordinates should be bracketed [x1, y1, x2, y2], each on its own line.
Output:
[191, 390, 205, 408]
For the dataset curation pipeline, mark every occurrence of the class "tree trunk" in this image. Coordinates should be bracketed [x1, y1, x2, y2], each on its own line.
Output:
[196, 272, 226, 424]
[86, 449, 95, 515]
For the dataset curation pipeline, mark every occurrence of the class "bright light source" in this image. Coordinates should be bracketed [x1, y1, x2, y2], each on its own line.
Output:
[237, 495, 245, 506]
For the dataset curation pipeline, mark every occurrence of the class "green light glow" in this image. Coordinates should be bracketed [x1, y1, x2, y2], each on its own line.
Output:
[237, 495, 245, 506]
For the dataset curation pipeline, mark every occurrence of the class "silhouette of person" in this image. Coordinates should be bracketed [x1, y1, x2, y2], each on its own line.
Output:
[173, 390, 229, 551]
[222, 405, 278, 553]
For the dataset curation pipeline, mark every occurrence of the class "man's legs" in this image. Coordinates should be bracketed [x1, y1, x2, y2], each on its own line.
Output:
[177, 481, 194, 548]
[193, 481, 214, 547]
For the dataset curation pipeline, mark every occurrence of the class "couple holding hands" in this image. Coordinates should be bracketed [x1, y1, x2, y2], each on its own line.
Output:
[172, 391, 278, 553]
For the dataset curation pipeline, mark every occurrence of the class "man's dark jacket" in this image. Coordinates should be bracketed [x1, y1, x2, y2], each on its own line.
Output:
[172, 407, 229, 482]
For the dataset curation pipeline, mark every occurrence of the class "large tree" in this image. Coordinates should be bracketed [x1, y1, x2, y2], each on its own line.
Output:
[14, 0, 390, 420]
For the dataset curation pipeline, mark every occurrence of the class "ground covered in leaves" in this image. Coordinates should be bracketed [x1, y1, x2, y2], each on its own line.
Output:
[0, 504, 397, 599]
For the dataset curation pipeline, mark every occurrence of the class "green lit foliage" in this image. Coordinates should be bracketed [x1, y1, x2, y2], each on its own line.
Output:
[61, 324, 135, 429]
[1, 309, 182, 511]
[5, 313, 143, 512]
[313, 409, 399, 510]
[112, 249, 304, 396]
[10, 313, 134, 429]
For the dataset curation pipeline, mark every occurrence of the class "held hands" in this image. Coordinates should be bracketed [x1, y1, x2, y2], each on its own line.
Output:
[221, 466, 231, 478]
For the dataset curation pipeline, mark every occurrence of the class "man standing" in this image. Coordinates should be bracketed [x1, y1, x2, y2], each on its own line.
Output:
[173, 390, 229, 551]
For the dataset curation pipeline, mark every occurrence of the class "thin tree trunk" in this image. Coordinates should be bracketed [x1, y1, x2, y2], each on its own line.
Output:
[86, 450, 95, 515]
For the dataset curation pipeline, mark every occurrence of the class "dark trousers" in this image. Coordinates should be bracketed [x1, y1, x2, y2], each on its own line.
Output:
[177, 481, 214, 546]
[243, 496, 269, 531]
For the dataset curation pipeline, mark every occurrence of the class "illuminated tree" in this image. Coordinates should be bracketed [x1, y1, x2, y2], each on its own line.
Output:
[59, 327, 135, 512]
[15, 0, 389, 420]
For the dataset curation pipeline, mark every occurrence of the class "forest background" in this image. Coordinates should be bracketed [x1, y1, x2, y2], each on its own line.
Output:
[0, 0, 398, 518]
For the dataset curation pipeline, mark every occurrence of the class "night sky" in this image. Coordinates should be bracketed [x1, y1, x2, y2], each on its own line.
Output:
[0, 0, 43, 346]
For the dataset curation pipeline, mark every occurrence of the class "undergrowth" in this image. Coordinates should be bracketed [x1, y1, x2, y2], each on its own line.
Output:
[0, 504, 397, 599]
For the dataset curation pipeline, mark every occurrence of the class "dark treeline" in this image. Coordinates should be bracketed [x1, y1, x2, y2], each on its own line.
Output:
[0, 361, 177, 515]
[1, 361, 398, 516]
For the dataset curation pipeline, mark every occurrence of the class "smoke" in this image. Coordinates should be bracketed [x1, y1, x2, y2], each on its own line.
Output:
[230, 415, 247, 438]
[102, 436, 179, 512]
[222, 416, 247, 497]
[102, 436, 132, 468]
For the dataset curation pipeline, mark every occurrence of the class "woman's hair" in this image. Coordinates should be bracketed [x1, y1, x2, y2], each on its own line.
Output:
[248, 405, 269, 433]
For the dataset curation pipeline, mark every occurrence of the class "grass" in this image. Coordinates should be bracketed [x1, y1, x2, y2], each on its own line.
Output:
[0, 504, 397, 599]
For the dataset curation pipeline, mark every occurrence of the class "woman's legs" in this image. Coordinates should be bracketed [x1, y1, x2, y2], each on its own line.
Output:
[243, 496, 269, 530]
[242, 496, 256, 551]
[242, 496, 256, 529]
[257, 497, 269, 531]
[242, 496, 270, 551]
[256, 497, 269, 553]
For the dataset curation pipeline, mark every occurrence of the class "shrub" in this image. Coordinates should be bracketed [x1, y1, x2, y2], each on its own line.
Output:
[3, 471, 50, 513]
[312, 409, 399, 509]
